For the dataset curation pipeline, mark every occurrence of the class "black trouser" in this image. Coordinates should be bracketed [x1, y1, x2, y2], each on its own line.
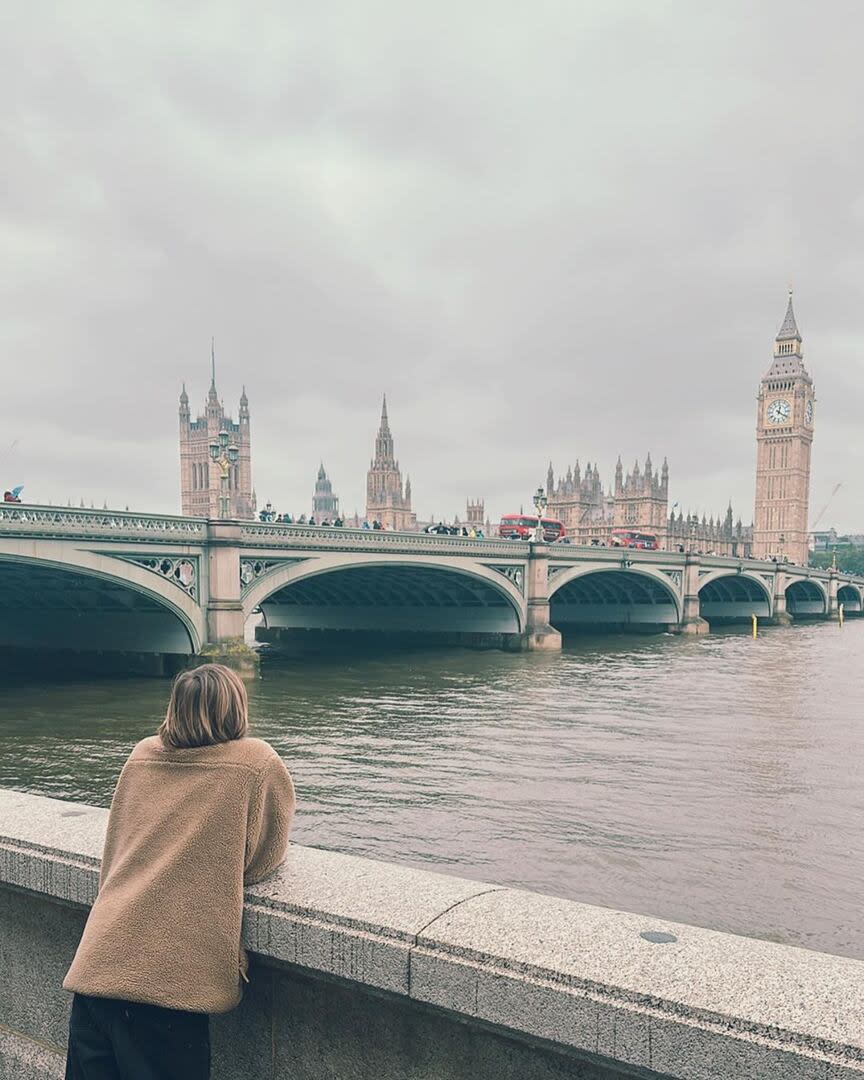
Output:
[65, 993, 210, 1080]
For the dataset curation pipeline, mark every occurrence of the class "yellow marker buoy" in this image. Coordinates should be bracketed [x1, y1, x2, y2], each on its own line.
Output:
[751, 613, 758, 639]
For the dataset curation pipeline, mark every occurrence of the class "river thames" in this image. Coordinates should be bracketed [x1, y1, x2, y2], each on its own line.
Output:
[1, 620, 862, 960]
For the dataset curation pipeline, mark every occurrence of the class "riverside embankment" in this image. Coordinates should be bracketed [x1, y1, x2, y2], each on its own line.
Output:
[1, 787, 863, 1080]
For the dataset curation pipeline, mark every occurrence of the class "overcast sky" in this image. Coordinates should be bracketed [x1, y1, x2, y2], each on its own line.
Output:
[3, 1, 863, 529]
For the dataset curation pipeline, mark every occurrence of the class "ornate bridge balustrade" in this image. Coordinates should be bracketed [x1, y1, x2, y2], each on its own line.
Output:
[0, 506, 862, 674]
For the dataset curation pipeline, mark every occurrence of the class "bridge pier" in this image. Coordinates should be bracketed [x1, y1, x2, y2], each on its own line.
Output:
[202, 522, 259, 677]
[827, 572, 839, 620]
[770, 571, 793, 625]
[677, 554, 709, 635]
[523, 543, 562, 651]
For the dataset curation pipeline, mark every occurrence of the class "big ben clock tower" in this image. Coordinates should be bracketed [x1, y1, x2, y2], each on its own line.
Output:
[753, 292, 815, 565]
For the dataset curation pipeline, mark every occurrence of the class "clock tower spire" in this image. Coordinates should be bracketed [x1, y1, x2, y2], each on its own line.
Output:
[753, 291, 815, 566]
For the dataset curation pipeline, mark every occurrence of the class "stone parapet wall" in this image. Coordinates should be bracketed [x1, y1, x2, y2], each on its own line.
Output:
[1, 788, 862, 1079]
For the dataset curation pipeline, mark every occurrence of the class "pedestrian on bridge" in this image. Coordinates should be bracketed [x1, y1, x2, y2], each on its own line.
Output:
[63, 664, 296, 1080]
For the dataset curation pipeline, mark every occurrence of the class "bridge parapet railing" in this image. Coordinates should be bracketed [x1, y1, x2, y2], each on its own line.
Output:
[239, 523, 531, 557]
[697, 553, 810, 573]
[0, 504, 207, 542]
[697, 555, 864, 585]
[546, 544, 688, 565]
[545, 546, 861, 583]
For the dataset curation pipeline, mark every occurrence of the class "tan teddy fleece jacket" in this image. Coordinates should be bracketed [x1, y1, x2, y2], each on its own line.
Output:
[63, 734, 295, 1014]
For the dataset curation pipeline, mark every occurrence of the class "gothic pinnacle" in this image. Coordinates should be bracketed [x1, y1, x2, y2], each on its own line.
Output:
[776, 289, 800, 341]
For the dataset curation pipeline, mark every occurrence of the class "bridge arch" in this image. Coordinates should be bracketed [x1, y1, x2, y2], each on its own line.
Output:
[548, 565, 681, 631]
[785, 578, 828, 618]
[0, 545, 204, 664]
[243, 553, 526, 641]
[837, 584, 863, 613]
[697, 570, 773, 624]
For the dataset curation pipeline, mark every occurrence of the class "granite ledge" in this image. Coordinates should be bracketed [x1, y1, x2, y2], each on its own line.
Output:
[410, 888, 864, 1061]
[0, 1027, 65, 1080]
[2, 787, 863, 1080]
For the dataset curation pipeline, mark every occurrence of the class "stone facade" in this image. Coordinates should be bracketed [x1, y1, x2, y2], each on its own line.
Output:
[753, 293, 815, 565]
[466, 499, 485, 526]
[546, 458, 749, 554]
[666, 508, 752, 557]
[545, 460, 614, 545]
[613, 455, 668, 532]
[312, 464, 339, 521]
[179, 354, 255, 520]
[365, 397, 416, 530]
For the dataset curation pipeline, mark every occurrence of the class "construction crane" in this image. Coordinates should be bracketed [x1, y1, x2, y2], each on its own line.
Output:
[810, 482, 842, 532]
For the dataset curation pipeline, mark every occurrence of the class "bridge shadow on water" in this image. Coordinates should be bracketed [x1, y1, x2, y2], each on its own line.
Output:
[0, 646, 189, 682]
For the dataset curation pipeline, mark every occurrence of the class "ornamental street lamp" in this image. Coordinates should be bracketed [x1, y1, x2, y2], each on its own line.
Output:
[209, 428, 239, 520]
[533, 486, 548, 543]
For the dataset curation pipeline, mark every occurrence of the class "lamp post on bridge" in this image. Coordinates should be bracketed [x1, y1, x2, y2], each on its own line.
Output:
[209, 428, 239, 520]
[533, 487, 548, 543]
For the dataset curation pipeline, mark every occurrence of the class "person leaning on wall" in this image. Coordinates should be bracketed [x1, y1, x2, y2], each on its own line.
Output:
[63, 664, 296, 1080]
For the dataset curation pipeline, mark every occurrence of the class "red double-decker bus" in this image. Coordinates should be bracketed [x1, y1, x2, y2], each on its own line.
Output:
[610, 529, 658, 550]
[498, 514, 565, 542]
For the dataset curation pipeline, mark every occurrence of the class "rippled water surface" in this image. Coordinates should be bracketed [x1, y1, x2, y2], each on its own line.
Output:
[2, 622, 863, 959]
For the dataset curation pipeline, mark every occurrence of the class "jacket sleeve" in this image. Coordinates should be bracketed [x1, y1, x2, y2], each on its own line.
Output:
[97, 751, 139, 889]
[244, 753, 296, 885]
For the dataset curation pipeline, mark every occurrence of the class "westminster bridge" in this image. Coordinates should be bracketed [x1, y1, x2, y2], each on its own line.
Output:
[1, 504, 862, 673]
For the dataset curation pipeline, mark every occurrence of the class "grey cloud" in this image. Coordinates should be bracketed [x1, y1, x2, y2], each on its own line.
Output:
[3, 0, 863, 527]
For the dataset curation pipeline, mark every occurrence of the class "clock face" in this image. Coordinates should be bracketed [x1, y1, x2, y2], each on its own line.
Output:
[805, 400, 813, 425]
[767, 399, 791, 425]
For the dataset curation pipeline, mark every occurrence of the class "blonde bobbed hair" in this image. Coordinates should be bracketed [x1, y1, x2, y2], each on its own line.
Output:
[159, 663, 249, 749]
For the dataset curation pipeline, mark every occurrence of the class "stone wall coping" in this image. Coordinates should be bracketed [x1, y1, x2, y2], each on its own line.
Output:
[2, 787, 862, 1079]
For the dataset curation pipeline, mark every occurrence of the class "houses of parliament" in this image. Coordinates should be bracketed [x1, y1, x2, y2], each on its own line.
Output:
[179, 294, 814, 563]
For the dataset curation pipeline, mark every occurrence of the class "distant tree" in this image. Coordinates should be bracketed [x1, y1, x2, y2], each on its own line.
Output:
[811, 545, 864, 575]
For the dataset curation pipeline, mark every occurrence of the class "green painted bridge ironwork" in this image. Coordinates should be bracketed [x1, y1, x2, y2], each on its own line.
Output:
[1, 504, 861, 673]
